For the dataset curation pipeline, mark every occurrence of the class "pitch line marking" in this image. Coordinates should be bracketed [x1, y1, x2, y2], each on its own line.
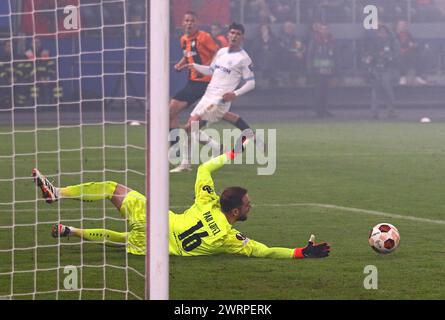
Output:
[2, 203, 445, 225]
[253, 203, 445, 225]
[170, 203, 445, 225]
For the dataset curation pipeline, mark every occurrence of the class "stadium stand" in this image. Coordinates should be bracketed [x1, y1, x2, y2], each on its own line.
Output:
[170, 0, 445, 109]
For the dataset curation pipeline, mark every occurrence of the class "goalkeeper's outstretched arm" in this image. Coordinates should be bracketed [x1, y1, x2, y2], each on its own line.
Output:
[194, 131, 253, 204]
[221, 233, 330, 259]
[194, 153, 230, 205]
[251, 235, 330, 259]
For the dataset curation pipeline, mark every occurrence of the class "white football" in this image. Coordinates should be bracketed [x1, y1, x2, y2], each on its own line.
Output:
[368, 223, 400, 254]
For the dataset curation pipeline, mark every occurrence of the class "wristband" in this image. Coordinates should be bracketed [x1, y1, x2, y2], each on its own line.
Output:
[225, 150, 236, 160]
[293, 247, 305, 259]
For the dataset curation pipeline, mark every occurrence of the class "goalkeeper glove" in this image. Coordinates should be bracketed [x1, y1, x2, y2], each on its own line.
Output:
[293, 234, 330, 259]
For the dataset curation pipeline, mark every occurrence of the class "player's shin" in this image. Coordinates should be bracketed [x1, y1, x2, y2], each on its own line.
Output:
[80, 229, 127, 246]
[234, 117, 251, 131]
[60, 181, 118, 201]
[180, 134, 192, 165]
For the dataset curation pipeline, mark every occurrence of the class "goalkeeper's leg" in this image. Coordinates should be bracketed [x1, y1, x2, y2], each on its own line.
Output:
[32, 169, 132, 211]
[52, 223, 127, 246]
[60, 182, 132, 212]
[60, 181, 125, 203]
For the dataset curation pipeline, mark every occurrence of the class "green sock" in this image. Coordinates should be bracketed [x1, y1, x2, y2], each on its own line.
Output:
[60, 181, 117, 201]
[81, 229, 127, 245]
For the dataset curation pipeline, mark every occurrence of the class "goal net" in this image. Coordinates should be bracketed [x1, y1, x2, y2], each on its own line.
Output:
[0, 0, 147, 299]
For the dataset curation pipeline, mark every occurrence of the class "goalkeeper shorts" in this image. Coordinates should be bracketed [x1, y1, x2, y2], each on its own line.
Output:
[120, 190, 146, 255]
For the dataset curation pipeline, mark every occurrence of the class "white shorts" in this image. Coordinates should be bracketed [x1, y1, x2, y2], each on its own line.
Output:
[190, 95, 231, 124]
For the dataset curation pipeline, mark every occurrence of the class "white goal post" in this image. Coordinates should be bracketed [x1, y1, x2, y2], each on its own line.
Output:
[146, 0, 169, 300]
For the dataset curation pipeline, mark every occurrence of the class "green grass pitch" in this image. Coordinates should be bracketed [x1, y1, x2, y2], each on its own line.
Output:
[1, 122, 445, 299]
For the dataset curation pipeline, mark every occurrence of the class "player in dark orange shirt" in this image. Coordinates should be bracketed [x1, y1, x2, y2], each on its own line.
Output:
[210, 23, 229, 48]
[170, 12, 253, 145]
[179, 25, 217, 83]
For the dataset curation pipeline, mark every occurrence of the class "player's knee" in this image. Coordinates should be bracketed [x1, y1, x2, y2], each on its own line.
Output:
[184, 120, 194, 133]
[111, 184, 131, 210]
[112, 184, 131, 201]
[170, 100, 187, 115]
[169, 105, 178, 117]
[223, 112, 239, 123]
[187, 116, 203, 129]
[115, 183, 131, 194]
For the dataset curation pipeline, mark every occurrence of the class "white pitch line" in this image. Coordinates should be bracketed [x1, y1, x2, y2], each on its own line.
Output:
[2, 203, 445, 226]
[170, 203, 445, 225]
[0, 207, 119, 213]
[254, 203, 445, 226]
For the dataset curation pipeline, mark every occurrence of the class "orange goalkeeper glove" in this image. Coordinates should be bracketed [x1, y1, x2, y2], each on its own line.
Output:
[293, 235, 330, 259]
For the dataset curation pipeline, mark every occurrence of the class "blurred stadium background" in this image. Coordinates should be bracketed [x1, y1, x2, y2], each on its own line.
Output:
[170, 0, 445, 120]
[3, 0, 445, 122]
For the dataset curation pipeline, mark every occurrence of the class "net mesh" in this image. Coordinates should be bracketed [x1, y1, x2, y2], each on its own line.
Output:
[0, 0, 147, 299]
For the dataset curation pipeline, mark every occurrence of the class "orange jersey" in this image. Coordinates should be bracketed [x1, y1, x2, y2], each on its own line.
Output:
[180, 31, 219, 82]
[214, 34, 229, 48]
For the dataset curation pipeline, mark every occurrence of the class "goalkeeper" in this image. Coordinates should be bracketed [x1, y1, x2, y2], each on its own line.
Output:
[33, 134, 330, 259]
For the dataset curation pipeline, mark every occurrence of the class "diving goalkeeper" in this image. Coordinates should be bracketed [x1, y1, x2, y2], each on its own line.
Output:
[32, 135, 330, 259]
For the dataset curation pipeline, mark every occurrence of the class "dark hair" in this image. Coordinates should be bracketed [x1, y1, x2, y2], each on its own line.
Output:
[220, 187, 248, 213]
[228, 22, 245, 35]
[184, 11, 197, 18]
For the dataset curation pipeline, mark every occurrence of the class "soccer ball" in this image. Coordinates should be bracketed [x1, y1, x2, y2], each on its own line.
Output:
[368, 223, 400, 254]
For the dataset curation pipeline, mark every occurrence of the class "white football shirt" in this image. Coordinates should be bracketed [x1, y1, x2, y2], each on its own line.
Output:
[205, 47, 255, 98]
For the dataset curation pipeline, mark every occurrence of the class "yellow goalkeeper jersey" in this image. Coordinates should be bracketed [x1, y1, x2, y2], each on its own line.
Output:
[169, 154, 294, 259]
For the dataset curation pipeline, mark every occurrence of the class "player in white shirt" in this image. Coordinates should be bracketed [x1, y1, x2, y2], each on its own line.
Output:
[171, 22, 256, 173]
